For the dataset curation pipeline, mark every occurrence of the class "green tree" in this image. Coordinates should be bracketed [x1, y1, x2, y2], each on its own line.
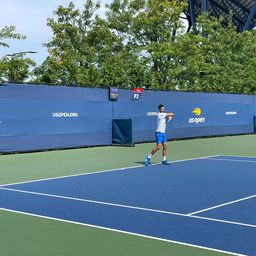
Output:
[37, 0, 256, 93]
[0, 25, 36, 83]
[0, 25, 26, 48]
[37, 0, 187, 88]
[1, 53, 36, 83]
[171, 14, 256, 93]
[36, 1, 103, 86]
[106, 0, 187, 89]
[36, 0, 149, 87]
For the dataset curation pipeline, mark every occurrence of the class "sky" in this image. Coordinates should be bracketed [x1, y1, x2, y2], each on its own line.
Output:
[0, 0, 111, 65]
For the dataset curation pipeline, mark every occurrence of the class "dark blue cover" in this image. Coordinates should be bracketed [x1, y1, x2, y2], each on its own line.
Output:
[112, 119, 133, 146]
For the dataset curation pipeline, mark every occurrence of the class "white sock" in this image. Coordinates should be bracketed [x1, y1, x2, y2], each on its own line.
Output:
[148, 154, 152, 159]
[163, 156, 166, 161]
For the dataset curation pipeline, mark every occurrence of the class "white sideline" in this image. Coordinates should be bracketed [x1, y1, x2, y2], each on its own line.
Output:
[0, 208, 247, 256]
[0, 155, 219, 187]
[207, 158, 256, 163]
[1, 186, 256, 229]
[1, 154, 253, 256]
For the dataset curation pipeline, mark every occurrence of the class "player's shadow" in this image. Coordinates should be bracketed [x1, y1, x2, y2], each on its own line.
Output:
[134, 161, 147, 165]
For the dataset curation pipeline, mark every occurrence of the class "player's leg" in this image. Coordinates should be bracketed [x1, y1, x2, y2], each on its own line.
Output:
[151, 143, 162, 154]
[145, 143, 162, 166]
[162, 135, 170, 165]
[145, 132, 162, 166]
[162, 143, 167, 158]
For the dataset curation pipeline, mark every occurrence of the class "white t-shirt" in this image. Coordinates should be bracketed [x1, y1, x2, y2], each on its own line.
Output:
[156, 113, 167, 133]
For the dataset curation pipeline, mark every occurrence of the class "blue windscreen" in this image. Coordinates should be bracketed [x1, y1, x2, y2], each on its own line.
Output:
[0, 84, 254, 152]
[113, 90, 254, 142]
[254, 96, 256, 116]
[0, 84, 112, 152]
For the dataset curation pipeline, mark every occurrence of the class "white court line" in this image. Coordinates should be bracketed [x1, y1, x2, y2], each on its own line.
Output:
[207, 158, 256, 163]
[194, 155, 256, 217]
[0, 154, 254, 256]
[219, 155, 256, 160]
[188, 194, 256, 216]
[0, 187, 185, 217]
[0, 155, 219, 187]
[1, 187, 256, 229]
[0, 208, 246, 256]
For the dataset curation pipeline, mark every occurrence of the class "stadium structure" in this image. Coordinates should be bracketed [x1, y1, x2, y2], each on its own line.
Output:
[185, 0, 256, 31]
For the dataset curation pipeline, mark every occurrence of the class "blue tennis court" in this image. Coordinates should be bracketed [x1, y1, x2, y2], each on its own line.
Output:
[1, 155, 256, 256]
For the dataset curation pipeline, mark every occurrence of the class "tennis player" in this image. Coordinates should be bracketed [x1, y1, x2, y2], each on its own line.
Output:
[145, 104, 174, 166]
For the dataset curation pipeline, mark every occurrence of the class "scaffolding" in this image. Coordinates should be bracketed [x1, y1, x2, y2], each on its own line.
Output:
[185, 0, 256, 31]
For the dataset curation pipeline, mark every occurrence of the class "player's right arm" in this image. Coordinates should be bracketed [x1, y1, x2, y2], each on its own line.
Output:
[166, 112, 174, 119]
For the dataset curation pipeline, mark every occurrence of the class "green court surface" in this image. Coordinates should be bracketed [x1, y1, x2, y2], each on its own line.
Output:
[1, 134, 255, 256]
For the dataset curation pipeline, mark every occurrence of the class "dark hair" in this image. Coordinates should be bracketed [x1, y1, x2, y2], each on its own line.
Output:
[158, 104, 164, 110]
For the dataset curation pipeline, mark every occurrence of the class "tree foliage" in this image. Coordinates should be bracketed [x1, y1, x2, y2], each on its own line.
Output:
[34, 0, 256, 94]
[0, 25, 26, 48]
[35, 0, 187, 88]
[0, 25, 36, 83]
[1, 54, 36, 83]
[35, 1, 104, 86]
[172, 14, 256, 93]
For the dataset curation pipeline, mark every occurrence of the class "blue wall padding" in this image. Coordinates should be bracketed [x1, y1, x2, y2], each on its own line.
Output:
[0, 84, 112, 152]
[254, 96, 256, 116]
[113, 89, 254, 142]
[0, 84, 254, 152]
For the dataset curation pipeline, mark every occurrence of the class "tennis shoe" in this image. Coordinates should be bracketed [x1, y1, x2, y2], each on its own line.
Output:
[145, 157, 151, 166]
[162, 160, 170, 165]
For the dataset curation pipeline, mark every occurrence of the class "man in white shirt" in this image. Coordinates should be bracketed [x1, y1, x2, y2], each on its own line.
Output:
[145, 104, 174, 166]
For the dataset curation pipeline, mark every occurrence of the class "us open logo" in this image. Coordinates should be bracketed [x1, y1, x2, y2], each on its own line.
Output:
[52, 112, 79, 118]
[192, 108, 201, 116]
[189, 108, 205, 124]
